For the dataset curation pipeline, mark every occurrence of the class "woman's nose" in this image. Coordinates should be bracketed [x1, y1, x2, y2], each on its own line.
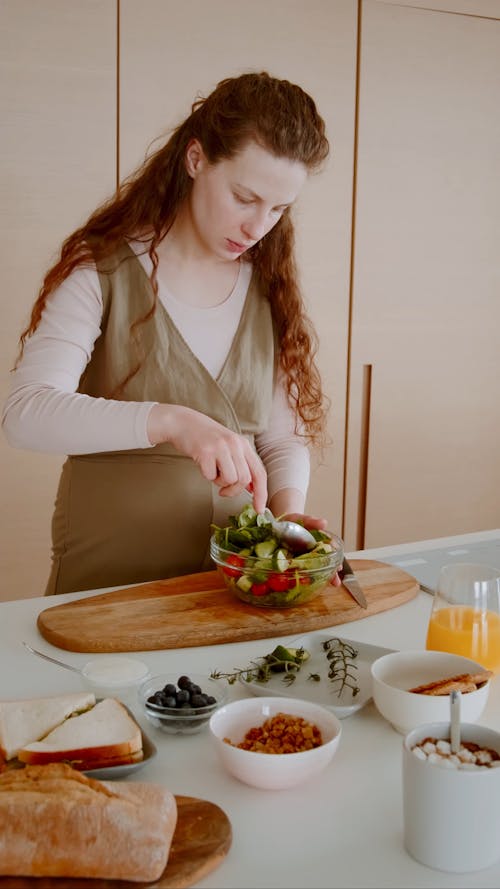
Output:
[242, 211, 269, 243]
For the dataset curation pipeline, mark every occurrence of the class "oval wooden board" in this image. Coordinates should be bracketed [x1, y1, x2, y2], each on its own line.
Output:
[0, 795, 231, 889]
[37, 559, 419, 652]
[37, 561, 420, 653]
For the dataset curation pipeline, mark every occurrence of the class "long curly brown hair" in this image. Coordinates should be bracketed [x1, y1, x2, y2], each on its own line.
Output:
[17, 71, 330, 446]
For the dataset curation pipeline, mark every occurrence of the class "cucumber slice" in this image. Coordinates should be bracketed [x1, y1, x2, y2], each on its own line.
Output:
[237, 504, 257, 527]
[256, 512, 272, 528]
[272, 549, 290, 572]
[253, 558, 273, 571]
[290, 554, 324, 570]
[314, 542, 333, 554]
[254, 539, 278, 558]
[236, 575, 253, 593]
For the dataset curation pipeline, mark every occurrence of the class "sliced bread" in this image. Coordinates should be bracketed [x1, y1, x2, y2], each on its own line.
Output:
[0, 691, 96, 761]
[18, 697, 142, 765]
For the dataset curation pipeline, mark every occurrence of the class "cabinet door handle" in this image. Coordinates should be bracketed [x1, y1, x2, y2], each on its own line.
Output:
[356, 363, 372, 550]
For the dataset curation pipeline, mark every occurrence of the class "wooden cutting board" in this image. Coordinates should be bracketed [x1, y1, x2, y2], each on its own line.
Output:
[0, 795, 232, 889]
[37, 560, 419, 653]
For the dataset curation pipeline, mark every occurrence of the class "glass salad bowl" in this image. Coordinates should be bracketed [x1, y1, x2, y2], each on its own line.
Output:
[210, 505, 344, 608]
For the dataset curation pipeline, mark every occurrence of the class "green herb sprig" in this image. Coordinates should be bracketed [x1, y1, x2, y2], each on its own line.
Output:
[322, 637, 360, 698]
[211, 645, 309, 688]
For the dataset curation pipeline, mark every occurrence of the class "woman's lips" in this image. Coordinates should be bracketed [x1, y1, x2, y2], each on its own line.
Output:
[226, 238, 248, 253]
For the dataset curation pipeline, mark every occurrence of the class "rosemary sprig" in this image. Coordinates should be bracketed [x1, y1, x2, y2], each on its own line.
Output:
[322, 637, 360, 698]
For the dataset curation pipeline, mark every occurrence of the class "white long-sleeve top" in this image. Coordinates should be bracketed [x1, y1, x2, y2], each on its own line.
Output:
[2, 248, 310, 503]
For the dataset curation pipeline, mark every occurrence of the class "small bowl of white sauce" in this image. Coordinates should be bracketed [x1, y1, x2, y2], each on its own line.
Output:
[81, 655, 150, 705]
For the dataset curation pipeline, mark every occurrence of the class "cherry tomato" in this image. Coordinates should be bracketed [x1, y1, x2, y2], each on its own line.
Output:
[299, 576, 311, 585]
[268, 573, 294, 592]
[251, 582, 269, 596]
[223, 554, 245, 578]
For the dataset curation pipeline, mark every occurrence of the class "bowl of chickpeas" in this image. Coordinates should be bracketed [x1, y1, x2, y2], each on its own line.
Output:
[209, 695, 342, 789]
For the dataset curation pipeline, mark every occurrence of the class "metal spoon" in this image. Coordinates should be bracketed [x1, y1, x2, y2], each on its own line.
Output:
[242, 494, 317, 553]
[269, 519, 317, 553]
[261, 507, 317, 554]
[450, 689, 461, 753]
[22, 642, 83, 675]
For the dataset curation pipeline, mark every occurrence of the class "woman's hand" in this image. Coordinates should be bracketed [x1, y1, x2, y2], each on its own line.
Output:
[268, 491, 342, 588]
[147, 403, 268, 513]
[281, 512, 342, 587]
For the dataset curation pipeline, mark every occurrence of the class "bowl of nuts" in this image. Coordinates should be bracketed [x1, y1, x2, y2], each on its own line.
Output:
[209, 696, 342, 789]
[138, 672, 228, 734]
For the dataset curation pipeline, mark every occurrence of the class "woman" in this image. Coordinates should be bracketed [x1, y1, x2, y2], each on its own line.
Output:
[2, 70, 336, 595]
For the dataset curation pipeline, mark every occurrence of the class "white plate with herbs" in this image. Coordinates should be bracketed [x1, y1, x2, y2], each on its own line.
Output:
[230, 633, 395, 718]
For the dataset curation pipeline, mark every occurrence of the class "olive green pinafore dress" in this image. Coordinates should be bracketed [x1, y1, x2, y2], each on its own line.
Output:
[45, 243, 276, 595]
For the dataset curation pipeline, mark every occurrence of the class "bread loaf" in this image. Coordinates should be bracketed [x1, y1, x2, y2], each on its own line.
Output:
[0, 762, 177, 881]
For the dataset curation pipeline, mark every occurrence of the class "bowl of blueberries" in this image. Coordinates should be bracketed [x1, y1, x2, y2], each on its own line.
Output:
[138, 672, 228, 734]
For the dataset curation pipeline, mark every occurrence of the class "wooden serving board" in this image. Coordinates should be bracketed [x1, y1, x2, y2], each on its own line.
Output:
[37, 560, 419, 653]
[0, 795, 232, 889]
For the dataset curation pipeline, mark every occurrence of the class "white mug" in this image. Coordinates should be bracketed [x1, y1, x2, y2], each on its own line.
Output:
[403, 721, 500, 873]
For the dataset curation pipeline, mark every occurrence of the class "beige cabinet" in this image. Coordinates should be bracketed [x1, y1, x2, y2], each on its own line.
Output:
[343, 1, 500, 549]
[0, 0, 116, 598]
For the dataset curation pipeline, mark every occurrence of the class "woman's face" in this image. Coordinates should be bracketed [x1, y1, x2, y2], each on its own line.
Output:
[184, 138, 308, 260]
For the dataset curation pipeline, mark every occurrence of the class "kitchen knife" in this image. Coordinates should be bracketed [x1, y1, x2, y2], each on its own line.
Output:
[339, 557, 368, 609]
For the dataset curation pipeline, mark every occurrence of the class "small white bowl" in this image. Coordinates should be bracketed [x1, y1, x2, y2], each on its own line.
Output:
[209, 696, 342, 790]
[371, 650, 491, 735]
[81, 655, 150, 705]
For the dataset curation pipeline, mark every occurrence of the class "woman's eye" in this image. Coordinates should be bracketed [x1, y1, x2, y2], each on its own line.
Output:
[234, 194, 253, 205]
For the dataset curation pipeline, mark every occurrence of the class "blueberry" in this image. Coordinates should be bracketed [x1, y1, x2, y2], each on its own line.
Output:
[177, 675, 191, 690]
[191, 693, 207, 708]
[176, 689, 190, 704]
[162, 683, 177, 696]
[164, 696, 177, 708]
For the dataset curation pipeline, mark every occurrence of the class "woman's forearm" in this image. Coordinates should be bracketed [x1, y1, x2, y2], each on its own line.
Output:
[268, 487, 306, 517]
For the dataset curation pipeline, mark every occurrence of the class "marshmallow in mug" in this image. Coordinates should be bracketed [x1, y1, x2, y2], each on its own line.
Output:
[411, 736, 500, 770]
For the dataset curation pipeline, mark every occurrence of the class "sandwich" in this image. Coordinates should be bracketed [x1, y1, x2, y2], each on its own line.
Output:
[0, 690, 96, 761]
[0, 762, 177, 881]
[17, 697, 143, 770]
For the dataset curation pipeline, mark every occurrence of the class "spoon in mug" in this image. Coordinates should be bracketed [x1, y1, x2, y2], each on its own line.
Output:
[450, 689, 462, 753]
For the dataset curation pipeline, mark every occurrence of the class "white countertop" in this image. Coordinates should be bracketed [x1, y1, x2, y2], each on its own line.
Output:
[2, 529, 500, 888]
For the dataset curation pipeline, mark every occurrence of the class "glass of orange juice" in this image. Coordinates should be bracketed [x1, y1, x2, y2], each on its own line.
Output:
[426, 562, 500, 674]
